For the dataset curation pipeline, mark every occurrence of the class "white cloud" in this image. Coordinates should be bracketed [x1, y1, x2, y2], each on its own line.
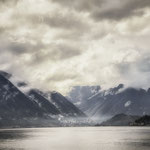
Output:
[0, 0, 150, 94]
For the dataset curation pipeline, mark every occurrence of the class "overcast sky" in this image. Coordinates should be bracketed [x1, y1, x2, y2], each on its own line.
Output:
[0, 0, 150, 94]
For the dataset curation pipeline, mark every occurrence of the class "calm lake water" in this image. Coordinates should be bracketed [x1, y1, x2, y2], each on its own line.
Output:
[0, 127, 150, 150]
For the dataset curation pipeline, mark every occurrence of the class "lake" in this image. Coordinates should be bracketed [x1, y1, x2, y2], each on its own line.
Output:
[0, 127, 150, 150]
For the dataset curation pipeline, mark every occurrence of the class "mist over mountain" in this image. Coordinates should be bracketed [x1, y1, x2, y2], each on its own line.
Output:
[0, 73, 43, 119]
[28, 89, 85, 118]
[0, 71, 12, 79]
[68, 84, 150, 121]
[1, 70, 150, 127]
[67, 86, 101, 105]
[0, 71, 86, 127]
[28, 89, 60, 116]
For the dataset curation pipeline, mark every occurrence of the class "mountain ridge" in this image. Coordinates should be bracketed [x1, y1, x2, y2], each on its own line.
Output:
[68, 85, 150, 121]
[0, 71, 86, 127]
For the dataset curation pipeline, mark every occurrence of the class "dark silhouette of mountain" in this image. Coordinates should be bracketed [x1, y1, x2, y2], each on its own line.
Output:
[50, 91, 86, 117]
[27, 89, 86, 118]
[100, 114, 139, 126]
[31, 90, 86, 117]
[133, 115, 150, 126]
[0, 74, 43, 120]
[68, 84, 150, 120]
[0, 71, 86, 127]
[27, 89, 60, 115]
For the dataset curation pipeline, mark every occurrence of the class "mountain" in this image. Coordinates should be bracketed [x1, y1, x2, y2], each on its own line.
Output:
[0, 71, 86, 127]
[133, 115, 150, 126]
[27, 90, 85, 118]
[45, 91, 86, 117]
[0, 73, 43, 120]
[68, 84, 150, 121]
[67, 86, 101, 106]
[27, 89, 60, 116]
[100, 114, 139, 126]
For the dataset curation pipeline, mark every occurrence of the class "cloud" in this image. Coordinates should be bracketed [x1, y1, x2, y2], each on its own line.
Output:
[0, 0, 18, 4]
[52, 0, 150, 21]
[0, 0, 19, 9]
[41, 12, 88, 31]
[92, 0, 150, 21]
[46, 72, 78, 82]
[0, 0, 150, 94]
[51, 0, 104, 12]
[114, 49, 150, 89]
[30, 42, 83, 65]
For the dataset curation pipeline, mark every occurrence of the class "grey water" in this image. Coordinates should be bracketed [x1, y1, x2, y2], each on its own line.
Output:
[0, 127, 150, 150]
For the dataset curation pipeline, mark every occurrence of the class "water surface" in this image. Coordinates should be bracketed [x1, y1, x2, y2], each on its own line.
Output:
[0, 127, 150, 150]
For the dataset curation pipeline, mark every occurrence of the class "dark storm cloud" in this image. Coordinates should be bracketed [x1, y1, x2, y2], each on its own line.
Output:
[29, 12, 89, 32]
[0, 40, 44, 55]
[52, 0, 150, 21]
[92, 0, 150, 21]
[51, 0, 104, 11]
[0, 0, 19, 6]
[44, 14, 86, 30]
[0, 39, 82, 65]
[0, 0, 150, 93]
[9, 9, 90, 41]
[0, 27, 5, 34]
[54, 44, 82, 59]
[31, 43, 82, 64]
[0, 0, 18, 3]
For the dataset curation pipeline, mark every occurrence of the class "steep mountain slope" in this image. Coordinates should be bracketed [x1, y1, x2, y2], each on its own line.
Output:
[50, 92, 85, 117]
[0, 71, 86, 127]
[0, 74, 43, 120]
[69, 84, 150, 120]
[37, 91, 86, 117]
[27, 90, 60, 116]
[27, 89, 86, 118]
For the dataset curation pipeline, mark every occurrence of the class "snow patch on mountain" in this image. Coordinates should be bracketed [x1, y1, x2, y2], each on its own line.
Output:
[124, 101, 131, 107]
[74, 102, 81, 106]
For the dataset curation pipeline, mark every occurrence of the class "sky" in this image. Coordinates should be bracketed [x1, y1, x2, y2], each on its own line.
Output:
[0, 0, 150, 95]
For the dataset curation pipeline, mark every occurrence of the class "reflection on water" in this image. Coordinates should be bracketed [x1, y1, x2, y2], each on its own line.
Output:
[0, 127, 150, 150]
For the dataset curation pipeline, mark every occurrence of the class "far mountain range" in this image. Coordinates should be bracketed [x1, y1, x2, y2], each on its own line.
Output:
[68, 84, 150, 121]
[0, 71, 85, 127]
[0, 70, 150, 127]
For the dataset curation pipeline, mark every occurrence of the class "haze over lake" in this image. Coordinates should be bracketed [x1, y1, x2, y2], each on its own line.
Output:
[0, 127, 150, 150]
